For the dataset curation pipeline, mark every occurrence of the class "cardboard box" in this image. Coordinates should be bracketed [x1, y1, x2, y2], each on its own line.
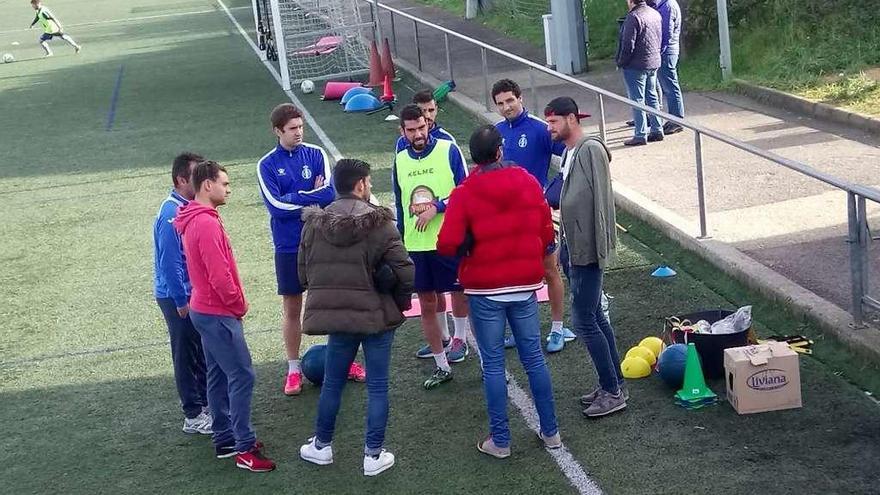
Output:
[724, 342, 802, 415]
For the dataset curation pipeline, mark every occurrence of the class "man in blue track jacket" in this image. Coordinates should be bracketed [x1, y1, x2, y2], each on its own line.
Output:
[492, 78, 574, 353]
[257, 103, 366, 396]
[154, 152, 212, 435]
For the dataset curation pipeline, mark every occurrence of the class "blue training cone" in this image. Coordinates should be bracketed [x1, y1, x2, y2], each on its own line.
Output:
[340, 86, 373, 105]
[344, 93, 383, 112]
[651, 265, 677, 278]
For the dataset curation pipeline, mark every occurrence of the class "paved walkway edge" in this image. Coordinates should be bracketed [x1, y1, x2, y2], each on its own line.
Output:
[733, 79, 880, 137]
[396, 57, 880, 362]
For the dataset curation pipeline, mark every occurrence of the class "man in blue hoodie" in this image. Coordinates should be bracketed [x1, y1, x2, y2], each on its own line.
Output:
[616, 0, 663, 146]
[492, 78, 574, 353]
[649, 0, 685, 134]
[258, 103, 367, 396]
[154, 152, 211, 435]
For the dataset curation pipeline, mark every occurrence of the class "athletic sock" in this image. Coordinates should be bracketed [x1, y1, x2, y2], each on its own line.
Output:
[436, 312, 451, 341]
[453, 317, 469, 341]
[550, 320, 564, 335]
[288, 359, 301, 374]
[433, 352, 451, 372]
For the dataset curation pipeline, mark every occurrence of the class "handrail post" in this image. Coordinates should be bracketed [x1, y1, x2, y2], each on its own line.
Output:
[414, 20, 422, 71]
[390, 11, 397, 54]
[597, 94, 607, 143]
[848, 192, 866, 326]
[444, 33, 453, 80]
[481, 48, 490, 111]
[529, 68, 538, 112]
[694, 131, 709, 239]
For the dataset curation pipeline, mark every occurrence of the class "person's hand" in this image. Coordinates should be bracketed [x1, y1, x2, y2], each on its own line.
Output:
[176, 304, 189, 318]
[314, 175, 324, 188]
[415, 204, 438, 232]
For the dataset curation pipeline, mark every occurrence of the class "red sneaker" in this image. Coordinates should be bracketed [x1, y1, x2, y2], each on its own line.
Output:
[348, 362, 366, 382]
[284, 371, 302, 396]
[235, 445, 276, 473]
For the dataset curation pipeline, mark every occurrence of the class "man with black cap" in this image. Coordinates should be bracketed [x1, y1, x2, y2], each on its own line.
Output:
[544, 97, 628, 418]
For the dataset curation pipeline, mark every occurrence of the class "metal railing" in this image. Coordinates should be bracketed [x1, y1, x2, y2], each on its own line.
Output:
[361, 0, 880, 327]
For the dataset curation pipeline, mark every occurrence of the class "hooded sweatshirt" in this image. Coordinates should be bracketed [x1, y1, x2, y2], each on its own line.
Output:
[298, 196, 415, 335]
[437, 161, 555, 295]
[173, 201, 247, 319]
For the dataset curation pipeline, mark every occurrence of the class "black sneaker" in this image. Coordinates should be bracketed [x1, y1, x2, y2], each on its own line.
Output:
[663, 122, 684, 134]
[623, 137, 647, 146]
[215, 443, 237, 459]
[647, 132, 664, 142]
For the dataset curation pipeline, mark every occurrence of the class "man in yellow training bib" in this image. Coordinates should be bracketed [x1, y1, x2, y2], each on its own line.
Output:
[29, 0, 80, 57]
[391, 104, 469, 390]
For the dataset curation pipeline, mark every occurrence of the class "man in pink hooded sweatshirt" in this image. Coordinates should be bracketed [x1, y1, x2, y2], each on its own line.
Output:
[174, 160, 275, 473]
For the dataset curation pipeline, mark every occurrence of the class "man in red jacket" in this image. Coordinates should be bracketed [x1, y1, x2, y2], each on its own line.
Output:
[437, 125, 561, 459]
[174, 160, 275, 473]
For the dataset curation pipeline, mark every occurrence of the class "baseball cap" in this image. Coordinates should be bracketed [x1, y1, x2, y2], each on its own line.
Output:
[544, 96, 590, 120]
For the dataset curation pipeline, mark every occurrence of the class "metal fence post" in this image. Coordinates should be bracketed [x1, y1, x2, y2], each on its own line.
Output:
[414, 20, 422, 71]
[481, 48, 490, 111]
[444, 33, 453, 80]
[694, 131, 709, 238]
[848, 192, 865, 326]
[390, 12, 397, 54]
[529, 68, 538, 112]
[597, 94, 607, 143]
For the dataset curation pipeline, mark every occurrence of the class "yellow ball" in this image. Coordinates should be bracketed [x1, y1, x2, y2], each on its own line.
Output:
[639, 337, 665, 360]
[621, 356, 652, 378]
[626, 346, 657, 366]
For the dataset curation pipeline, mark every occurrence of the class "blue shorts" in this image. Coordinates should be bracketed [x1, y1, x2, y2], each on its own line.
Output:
[40, 32, 62, 42]
[411, 251, 461, 293]
[275, 252, 304, 295]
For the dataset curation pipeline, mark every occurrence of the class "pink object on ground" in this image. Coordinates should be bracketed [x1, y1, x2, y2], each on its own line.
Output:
[322, 81, 363, 100]
[402, 286, 550, 318]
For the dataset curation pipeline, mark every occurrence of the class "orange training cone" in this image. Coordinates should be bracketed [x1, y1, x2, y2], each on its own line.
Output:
[381, 38, 396, 81]
[381, 74, 395, 103]
[367, 39, 384, 87]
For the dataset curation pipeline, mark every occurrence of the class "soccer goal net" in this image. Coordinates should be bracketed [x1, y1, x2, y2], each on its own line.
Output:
[255, 0, 374, 89]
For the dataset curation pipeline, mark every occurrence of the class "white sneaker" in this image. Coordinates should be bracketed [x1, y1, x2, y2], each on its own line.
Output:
[300, 437, 333, 465]
[363, 449, 395, 476]
[182, 410, 212, 434]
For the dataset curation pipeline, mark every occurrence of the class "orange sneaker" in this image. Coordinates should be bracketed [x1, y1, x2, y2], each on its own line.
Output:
[348, 362, 366, 382]
[284, 371, 303, 395]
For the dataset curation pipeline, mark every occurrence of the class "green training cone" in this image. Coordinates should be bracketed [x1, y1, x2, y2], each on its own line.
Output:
[674, 343, 718, 405]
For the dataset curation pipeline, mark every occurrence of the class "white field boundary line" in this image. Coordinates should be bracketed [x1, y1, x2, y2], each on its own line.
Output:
[0, 6, 250, 35]
[216, 0, 343, 161]
[464, 332, 603, 495]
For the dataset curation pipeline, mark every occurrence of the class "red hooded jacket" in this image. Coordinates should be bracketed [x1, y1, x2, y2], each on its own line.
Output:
[173, 201, 248, 319]
[437, 162, 555, 295]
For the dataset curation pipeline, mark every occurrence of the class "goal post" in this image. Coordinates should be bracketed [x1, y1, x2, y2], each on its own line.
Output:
[264, 0, 374, 90]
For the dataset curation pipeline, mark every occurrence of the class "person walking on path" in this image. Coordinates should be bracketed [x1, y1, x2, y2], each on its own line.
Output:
[649, 0, 685, 135]
[616, 0, 664, 146]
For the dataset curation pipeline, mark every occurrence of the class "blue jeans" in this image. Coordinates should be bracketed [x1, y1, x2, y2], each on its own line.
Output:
[468, 294, 558, 448]
[568, 263, 624, 394]
[623, 68, 662, 139]
[657, 52, 684, 119]
[315, 330, 395, 456]
[156, 298, 208, 419]
[189, 311, 256, 453]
